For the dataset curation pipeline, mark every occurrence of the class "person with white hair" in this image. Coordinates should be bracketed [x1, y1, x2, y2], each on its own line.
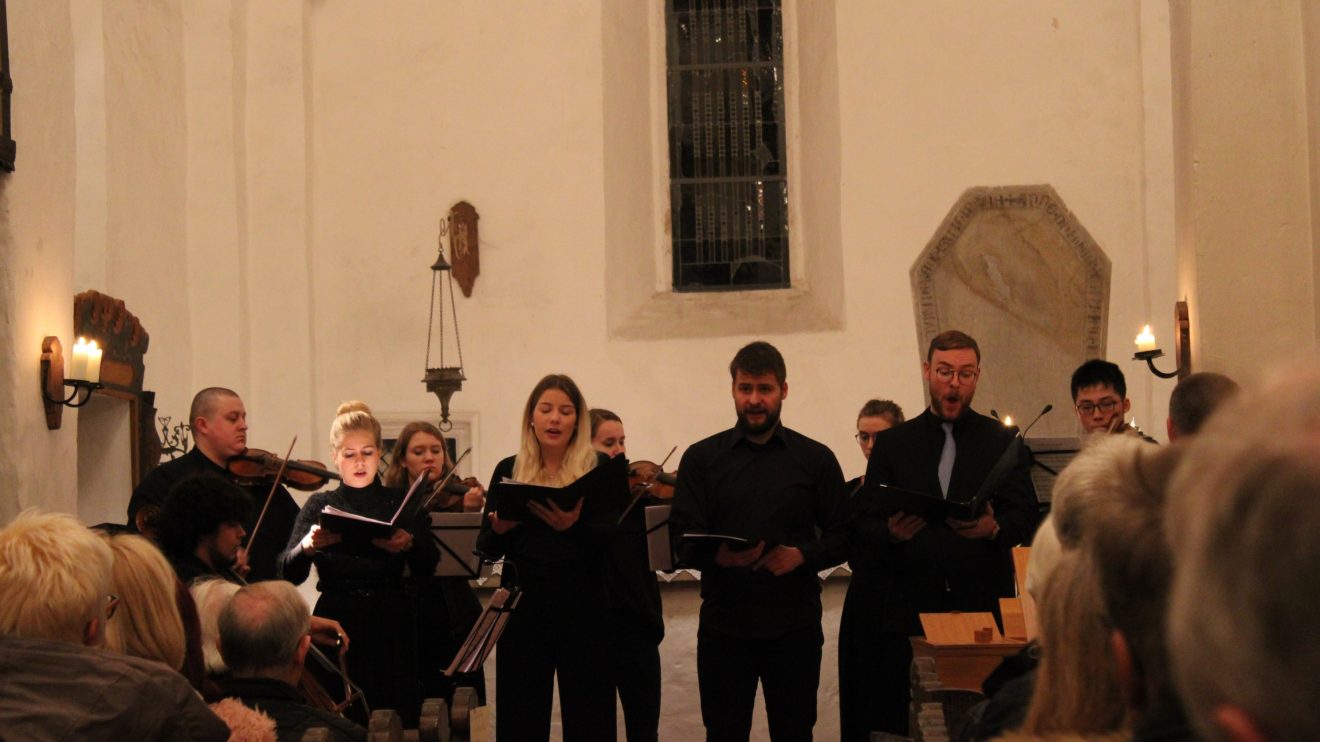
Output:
[0, 509, 229, 740]
[1166, 370, 1320, 742]
[217, 580, 366, 742]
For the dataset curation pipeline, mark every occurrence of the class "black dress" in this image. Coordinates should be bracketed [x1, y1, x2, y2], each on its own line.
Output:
[475, 453, 627, 742]
[280, 480, 439, 726]
[604, 486, 664, 742]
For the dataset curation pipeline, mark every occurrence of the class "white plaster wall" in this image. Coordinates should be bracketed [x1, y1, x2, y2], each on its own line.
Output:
[1172, 0, 1318, 381]
[0, 0, 79, 520]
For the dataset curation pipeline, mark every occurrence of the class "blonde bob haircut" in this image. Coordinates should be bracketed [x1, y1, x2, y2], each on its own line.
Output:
[0, 509, 113, 644]
[513, 374, 598, 486]
[104, 533, 187, 671]
[383, 420, 447, 488]
[330, 400, 382, 452]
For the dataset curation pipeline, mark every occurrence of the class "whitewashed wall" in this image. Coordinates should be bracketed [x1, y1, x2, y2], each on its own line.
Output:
[4, 0, 1186, 549]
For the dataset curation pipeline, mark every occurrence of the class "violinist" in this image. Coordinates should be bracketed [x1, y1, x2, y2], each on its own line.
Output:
[476, 374, 623, 741]
[280, 402, 439, 726]
[154, 473, 252, 585]
[127, 387, 300, 582]
[589, 408, 663, 742]
[837, 398, 905, 742]
[383, 421, 487, 704]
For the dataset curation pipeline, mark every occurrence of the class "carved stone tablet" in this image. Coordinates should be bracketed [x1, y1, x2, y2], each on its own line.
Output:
[911, 186, 1110, 438]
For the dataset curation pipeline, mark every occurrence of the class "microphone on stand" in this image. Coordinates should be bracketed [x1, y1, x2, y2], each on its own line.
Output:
[1019, 404, 1054, 439]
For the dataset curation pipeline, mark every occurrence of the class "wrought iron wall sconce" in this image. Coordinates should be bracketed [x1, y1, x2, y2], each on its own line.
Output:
[1132, 301, 1191, 380]
[41, 336, 104, 429]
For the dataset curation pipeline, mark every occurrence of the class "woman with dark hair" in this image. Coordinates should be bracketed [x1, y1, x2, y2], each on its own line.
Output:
[589, 408, 663, 742]
[839, 398, 907, 741]
[384, 421, 487, 704]
[477, 375, 627, 741]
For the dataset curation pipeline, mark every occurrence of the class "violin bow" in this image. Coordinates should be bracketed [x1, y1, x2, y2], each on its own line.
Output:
[419, 447, 473, 511]
[657, 445, 678, 471]
[245, 435, 297, 553]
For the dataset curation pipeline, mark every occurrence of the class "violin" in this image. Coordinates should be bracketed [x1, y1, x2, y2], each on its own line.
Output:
[627, 460, 678, 500]
[427, 475, 483, 511]
[227, 448, 340, 491]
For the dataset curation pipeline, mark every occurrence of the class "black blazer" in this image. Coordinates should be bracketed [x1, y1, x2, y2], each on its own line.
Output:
[852, 408, 1040, 632]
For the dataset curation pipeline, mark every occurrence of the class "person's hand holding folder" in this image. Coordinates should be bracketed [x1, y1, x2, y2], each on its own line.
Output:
[298, 524, 343, 556]
[526, 497, 584, 532]
[753, 545, 805, 576]
[945, 500, 998, 540]
[371, 528, 415, 553]
[714, 540, 764, 568]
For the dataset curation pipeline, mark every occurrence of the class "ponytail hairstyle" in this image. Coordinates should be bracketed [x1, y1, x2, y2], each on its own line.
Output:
[513, 374, 597, 486]
[329, 401, 382, 453]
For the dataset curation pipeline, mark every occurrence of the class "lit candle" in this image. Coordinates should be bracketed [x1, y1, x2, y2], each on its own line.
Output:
[1002, 415, 1014, 427]
[1135, 325, 1158, 353]
[68, 337, 90, 381]
[85, 340, 103, 383]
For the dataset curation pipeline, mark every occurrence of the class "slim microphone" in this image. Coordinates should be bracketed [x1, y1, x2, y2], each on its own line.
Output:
[1019, 404, 1053, 439]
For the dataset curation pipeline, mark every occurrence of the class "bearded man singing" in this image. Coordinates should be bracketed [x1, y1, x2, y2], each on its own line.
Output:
[671, 340, 849, 742]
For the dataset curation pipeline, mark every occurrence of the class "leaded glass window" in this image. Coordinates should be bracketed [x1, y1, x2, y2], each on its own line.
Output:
[666, 0, 789, 291]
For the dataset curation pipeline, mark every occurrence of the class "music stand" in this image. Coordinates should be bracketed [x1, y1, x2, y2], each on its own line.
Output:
[429, 512, 490, 579]
[445, 578, 522, 677]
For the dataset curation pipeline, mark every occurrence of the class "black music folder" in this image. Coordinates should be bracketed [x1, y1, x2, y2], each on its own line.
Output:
[874, 436, 1024, 522]
[319, 473, 429, 541]
[487, 454, 626, 522]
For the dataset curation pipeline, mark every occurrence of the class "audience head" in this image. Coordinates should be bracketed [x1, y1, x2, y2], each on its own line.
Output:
[103, 533, 186, 671]
[1166, 371, 1239, 440]
[155, 474, 251, 572]
[923, 330, 981, 421]
[1022, 551, 1126, 737]
[190, 387, 248, 463]
[589, 408, 626, 458]
[1070, 360, 1131, 434]
[384, 420, 448, 488]
[729, 341, 788, 438]
[0, 509, 114, 646]
[515, 374, 597, 485]
[218, 580, 312, 684]
[1077, 438, 1184, 718]
[330, 401, 383, 489]
[855, 399, 904, 460]
[192, 577, 242, 675]
[1166, 371, 1320, 742]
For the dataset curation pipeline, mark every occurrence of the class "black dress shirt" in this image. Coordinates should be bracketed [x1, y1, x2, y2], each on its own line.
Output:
[128, 447, 300, 582]
[670, 423, 848, 639]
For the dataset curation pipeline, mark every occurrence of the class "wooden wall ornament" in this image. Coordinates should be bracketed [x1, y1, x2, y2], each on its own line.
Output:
[448, 201, 480, 298]
[73, 290, 161, 486]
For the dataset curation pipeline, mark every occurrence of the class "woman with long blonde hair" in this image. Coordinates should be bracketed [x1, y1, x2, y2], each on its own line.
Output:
[280, 401, 438, 726]
[104, 533, 187, 672]
[477, 374, 628, 741]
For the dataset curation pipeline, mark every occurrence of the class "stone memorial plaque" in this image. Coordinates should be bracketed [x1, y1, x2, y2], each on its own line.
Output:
[911, 185, 1109, 439]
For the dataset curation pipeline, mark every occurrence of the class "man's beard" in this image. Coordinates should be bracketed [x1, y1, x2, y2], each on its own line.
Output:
[737, 405, 782, 436]
[930, 386, 973, 421]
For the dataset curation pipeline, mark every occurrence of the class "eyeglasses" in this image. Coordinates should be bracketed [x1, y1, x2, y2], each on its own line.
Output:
[1076, 399, 1120, 415]
[105, 594, 120, 620]
[932, 366, 979, 384]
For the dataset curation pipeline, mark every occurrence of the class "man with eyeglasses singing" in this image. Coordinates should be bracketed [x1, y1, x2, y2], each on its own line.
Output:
[1071, 359, 1156, 442]
[846, 330, 1040, 739]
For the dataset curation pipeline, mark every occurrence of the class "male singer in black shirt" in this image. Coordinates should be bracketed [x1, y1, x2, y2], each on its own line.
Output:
[128, 387, 300, 582]
[849, 330, 1040, 737]
[671, 341, 849, 742]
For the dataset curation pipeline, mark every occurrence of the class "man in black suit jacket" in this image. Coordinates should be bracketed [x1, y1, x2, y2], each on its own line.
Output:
[841, 330, 1039, 739]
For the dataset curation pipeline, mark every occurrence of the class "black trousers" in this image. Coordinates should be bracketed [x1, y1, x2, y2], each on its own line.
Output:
[611, 621, 661, 742]
[495, 569, 615, 742]
[697, 624, 823, 742]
